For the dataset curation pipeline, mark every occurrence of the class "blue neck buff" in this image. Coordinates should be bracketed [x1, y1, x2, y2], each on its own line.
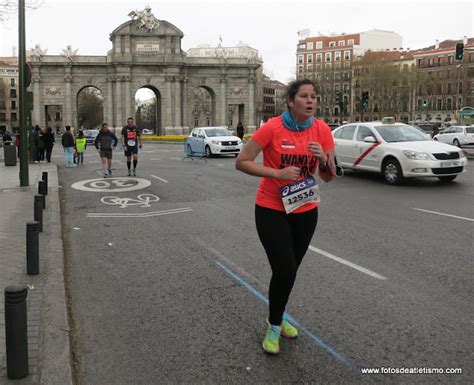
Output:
[282, 110, 314, 132]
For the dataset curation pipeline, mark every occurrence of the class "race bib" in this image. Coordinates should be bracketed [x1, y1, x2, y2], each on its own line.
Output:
[279, 176, 320, 214]
[127, 139, 136, 146]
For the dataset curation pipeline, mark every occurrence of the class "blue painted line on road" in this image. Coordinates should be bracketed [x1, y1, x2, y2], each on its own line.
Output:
[214, 260, 353, 368]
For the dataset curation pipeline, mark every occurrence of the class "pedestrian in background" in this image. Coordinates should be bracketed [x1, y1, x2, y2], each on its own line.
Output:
[236, 122, 245, 141]
[43, 126, 55, 162]
[61, 125, 75, 167]
[75, 130, 87, 165]
[235, 79, 336, 354]
[95, 122, 118, 177]
[37, 126, 45, 162]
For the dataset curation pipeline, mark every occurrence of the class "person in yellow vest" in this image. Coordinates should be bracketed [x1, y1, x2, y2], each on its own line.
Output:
[75, 130, 87, 165]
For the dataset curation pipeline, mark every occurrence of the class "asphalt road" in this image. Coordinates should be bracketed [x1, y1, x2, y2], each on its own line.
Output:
[54, 143, 473, 385]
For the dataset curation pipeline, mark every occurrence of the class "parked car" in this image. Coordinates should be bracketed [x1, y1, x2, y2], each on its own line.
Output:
[83, 129, 99, 144]
[332, 119, 467, 184]
[186, 127, 243, 157]
[433, 125, 474, 147]
[141, 129, 154, 135]
[327, 123, 340, 131]
[414, 123, 434, 138]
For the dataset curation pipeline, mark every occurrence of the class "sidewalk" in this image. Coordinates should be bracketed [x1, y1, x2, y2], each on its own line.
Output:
[0, 161, 73, 385]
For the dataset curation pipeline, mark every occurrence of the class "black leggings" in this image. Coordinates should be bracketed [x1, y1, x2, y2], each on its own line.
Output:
[255, 204, 318, 325]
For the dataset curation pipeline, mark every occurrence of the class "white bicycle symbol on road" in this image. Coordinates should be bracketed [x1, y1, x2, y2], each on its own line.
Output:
[100, 194, 160, 209]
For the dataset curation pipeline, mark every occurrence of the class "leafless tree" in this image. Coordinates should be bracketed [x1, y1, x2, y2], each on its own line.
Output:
[0, 0, 44, 22]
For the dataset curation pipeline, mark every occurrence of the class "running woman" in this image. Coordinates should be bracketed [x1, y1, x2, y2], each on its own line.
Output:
[94, 122, 118, 177]
[121, 117, 142, 176]
[235, 79, 336, 354]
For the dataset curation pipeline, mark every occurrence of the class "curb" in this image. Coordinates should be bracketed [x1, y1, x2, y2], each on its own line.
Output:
[39, 171, 73, 385]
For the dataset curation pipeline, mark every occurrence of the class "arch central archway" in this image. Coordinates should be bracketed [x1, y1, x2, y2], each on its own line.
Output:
[76, 86, 104, 131]
[135, 86, 162, 135]
[192, 86, 216, 127]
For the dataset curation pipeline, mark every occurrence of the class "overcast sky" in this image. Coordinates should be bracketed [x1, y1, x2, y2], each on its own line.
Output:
[1, 0, 472, 82]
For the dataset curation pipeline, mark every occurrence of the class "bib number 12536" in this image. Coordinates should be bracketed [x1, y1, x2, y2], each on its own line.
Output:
[279, 176, 320, 214]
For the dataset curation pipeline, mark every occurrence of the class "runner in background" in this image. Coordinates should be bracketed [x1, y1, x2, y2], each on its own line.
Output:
[121, 117, 142, 176]
[94, 122, 118, 177]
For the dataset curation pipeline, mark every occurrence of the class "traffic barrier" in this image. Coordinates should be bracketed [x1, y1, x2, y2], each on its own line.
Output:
[4, 285, 29, 379]
[26, 221, 39, 275]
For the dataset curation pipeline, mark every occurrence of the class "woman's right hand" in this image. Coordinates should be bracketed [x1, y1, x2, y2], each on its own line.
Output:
[277, 166, 301, 181]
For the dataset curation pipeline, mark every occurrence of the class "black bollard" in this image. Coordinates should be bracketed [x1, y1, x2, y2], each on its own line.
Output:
[38, 180, 47, 196]
[26, 222, 39, 275]
[34, 195, 43, 232]
[5, 285, 29, 379]
[42, 171, 48, 191]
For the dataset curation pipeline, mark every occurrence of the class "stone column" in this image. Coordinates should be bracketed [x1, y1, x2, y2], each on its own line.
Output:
[107, 76, 114, 127]
[220, 76, 227, 126]
[174, 77, 181, 128]
[31, 75, 41, 126]
[164, 76, 173, 129]
[64, 69, 73, 128]
[124, 75, 131, 121]
[248, 76, 256, 129]
[115, 76, 123, 127]
[182, 76, 188, 128]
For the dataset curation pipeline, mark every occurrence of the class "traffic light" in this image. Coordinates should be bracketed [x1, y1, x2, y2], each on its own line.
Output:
[455, 43, 464, 61]
[362, 91, 369, 108]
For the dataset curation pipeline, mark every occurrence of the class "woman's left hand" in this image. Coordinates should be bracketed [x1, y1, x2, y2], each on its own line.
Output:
[308, 142, 327, 162]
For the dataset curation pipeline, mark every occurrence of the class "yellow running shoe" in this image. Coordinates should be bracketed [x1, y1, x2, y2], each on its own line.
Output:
[262, 322, 281, 354]
[281, 319, 298, 338]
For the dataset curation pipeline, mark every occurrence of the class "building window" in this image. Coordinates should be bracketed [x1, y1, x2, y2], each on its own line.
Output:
[447, 98, 452, 109]
[338, 40, 345, 46]
[316, 53, 322, 62]
[298, 55, 304, 64]
[298, 65, 304, 73]
[335, 51, 341, 61]
[335, 84, 340, 92]
[418, 58, 423, 67]
[316, 41, 323, 49]
[10, 78, 16, 87]
[447, 83, 452, 93]
[329, 41, 335, 47]
[448, 55, 454, 64]
[335, 72, 341, 81]
[307, 42, 313, 50]
[298, 44, 306, 49]
[428, 58, 434, 67]
[325, 52, 331, 62]
[344, 83, 349, 92]
[10, 89, 17, 98]
[344, 62, 351, 69]
[438, 57, 444, 66]
[307, 64, 313, 72]
[348, 39, 354, 45]
[437, 99, 442, 110]
[307, 53, 313, 63]
[0, 113, 5, 121]
[436, 84, 442, 94]
[11, 101, 16, 110]
[344, 51, 351, 60]
[334, 62, 341, 69]
[325, 63, 332, 69]
[11, 113, 17, 121]
[316, 64, 322, 71]
[194, 119, 199, 126]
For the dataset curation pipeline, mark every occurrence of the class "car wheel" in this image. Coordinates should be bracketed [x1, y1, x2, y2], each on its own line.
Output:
[438, 175, 457, 182]
[205, 145, 213, 157]
[382, 158, 404, 185]
[433, 137, 438, 141]
[453, 138, 460, 147]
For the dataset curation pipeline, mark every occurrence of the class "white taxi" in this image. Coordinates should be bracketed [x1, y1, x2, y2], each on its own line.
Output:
[332, 118, 467, 184]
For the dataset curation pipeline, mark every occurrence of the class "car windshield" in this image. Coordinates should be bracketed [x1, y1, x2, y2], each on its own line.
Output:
[205, 128, 231, 137]
[375, 125, 429, 142]
[466, 126, 474, 134]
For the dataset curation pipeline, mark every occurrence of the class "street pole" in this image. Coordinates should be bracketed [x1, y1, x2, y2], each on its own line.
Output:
[19, 0, 29, 186]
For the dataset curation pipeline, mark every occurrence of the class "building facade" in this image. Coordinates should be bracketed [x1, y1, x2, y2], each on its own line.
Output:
[262, 75, 286, 122]
[296, 29, 402, 122]
[28, 7, 262, 135]
[0, 57, 19, 134]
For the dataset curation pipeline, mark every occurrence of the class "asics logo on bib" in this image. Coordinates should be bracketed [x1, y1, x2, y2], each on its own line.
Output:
[281, 180, 309, 197]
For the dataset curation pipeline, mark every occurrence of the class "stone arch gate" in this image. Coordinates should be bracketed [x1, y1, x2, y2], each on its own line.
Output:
[29, 7, 263, 135]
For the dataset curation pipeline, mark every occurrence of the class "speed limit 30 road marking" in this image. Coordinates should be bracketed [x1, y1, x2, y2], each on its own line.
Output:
[71, 177, 151, 192]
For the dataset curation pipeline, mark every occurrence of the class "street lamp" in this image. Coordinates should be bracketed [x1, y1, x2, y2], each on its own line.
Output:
[19, 0, 29, 186]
